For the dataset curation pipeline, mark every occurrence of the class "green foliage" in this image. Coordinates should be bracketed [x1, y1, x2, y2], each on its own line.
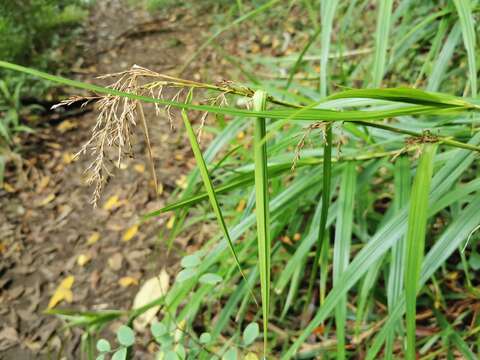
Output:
[0, 0, 88, 66]
[0, 79, 34, 149]
[116, 325, 135, 347]
[4, 0, 480, 358]
[242, 322, 259, 346]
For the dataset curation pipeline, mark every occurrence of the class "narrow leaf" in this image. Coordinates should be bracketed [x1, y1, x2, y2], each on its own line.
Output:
[404, 144, 437, 359]
[181, 101, 255, 303]
[253, 90, 271, 356]
[333, 162, 357, 359]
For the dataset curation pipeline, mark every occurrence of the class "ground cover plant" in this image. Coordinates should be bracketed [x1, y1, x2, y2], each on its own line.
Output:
[1, 0, 480, 358]
[0, 0, 90, 183]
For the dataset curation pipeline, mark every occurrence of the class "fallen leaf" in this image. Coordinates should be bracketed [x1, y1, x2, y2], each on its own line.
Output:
[119, 276, 138, 287]
[313, 325, 325, 335]
[48, 275, 74, 309]
[37, 193, 56, 207]
[103, 195, 120, 211]
[57, 120, 77, 133]
[134, 164, 145, 173]
[166, 216, 175, 229]
[236, 199, 246, 212]
[8, 286, 25, 300]
[156, 182, 163, 195]
[175, 175, 187, 189]
[123, 224, 139, 242]
[36, 176, 50, 192]
[62, 152, 75, 164]
[2, 183, 15, 193]
[77, 254, 91, 267]
[87, 232, 100, 245]
[47, 142, 61, 150]
[237, 131, 245, 140]
[108, 253, 123, 271]
[133, 269, 170, 331]
[281, 236, 293, 245]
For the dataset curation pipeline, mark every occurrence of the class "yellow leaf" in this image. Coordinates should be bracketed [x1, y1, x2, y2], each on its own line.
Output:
[156, 182, 164, 195]
[37, 176, 50, 192]
[166, 216, 175, 229]
[103, 195, 119, 210]
[77, 254, 91, 267]
[236, 199, 246, 212]
[133, 270, 170, 331]
[175, 175, 187, 189]
[87, 232, 100, 245]
[237, 131, 245, 140]
[57, 120, 77, 133]
[119, 276, 138, 287]
[2, 183, 15, 193]
[62, 152, 75, 164]
[134, 164, 145, 173]
[244, 353, 259, 360]
[37, 193, 56, 207]
[123, 224, 139, 242]
[48, 275, 74, 309]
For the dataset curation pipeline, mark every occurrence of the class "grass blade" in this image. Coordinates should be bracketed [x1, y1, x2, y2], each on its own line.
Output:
[453, 0, 477, 97]
[385, 156, 411, 358]
[253, 90, 271, 356]
[371, 0, 394, 87]
[427, 24, 462, 92]
[305, 124, 332, 307]
[404, 144, 437, 359]
[180, 96, 257, 304]
[366, 196, 480, 360]
[320, 0, 339, 97]
[282, 133, 480, 359]
[333, 161, 357, 359]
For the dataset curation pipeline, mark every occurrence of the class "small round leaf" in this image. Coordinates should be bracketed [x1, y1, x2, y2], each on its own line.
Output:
[95, 355, 105, 360]
[96, 339, 111, 353]
[180, 254, 201, 268]
[164, 350, 178, 360]
[243, 322, 259, 346]
[176, 268, 196, 282]
[199, 273, 222, 285]
[111, 347, 127, 360]
[222, 348, 237, 360]
[156, 334, 173, 347]
[175, 344, 185, 359]
[151, 321, 166, 338]
[116, 325, 135, 347]
[199, 332, 212, 344]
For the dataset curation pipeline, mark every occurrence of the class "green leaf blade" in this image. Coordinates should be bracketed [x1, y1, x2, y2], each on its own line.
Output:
[404, 144, 437, 359]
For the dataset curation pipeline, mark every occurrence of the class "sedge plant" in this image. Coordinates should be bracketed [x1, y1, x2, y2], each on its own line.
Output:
[2, 0, 480, 358]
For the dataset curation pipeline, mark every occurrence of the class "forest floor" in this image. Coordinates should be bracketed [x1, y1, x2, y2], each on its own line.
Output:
[0, 2, 229, 358]
[0, 1, 304, 358]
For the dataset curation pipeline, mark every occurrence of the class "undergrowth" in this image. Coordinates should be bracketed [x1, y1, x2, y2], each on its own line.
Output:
[2, 0, 480, 359]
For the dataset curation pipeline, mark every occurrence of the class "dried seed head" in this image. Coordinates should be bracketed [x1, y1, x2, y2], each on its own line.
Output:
[52, 65, 238, 206]
[292, 122, 328, 171]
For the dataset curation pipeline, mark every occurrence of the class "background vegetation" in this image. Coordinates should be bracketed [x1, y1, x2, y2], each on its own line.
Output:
[1, 0, 480, 359]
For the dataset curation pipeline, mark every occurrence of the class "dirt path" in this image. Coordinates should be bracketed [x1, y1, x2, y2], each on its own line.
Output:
[0, 1, 229, 358]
